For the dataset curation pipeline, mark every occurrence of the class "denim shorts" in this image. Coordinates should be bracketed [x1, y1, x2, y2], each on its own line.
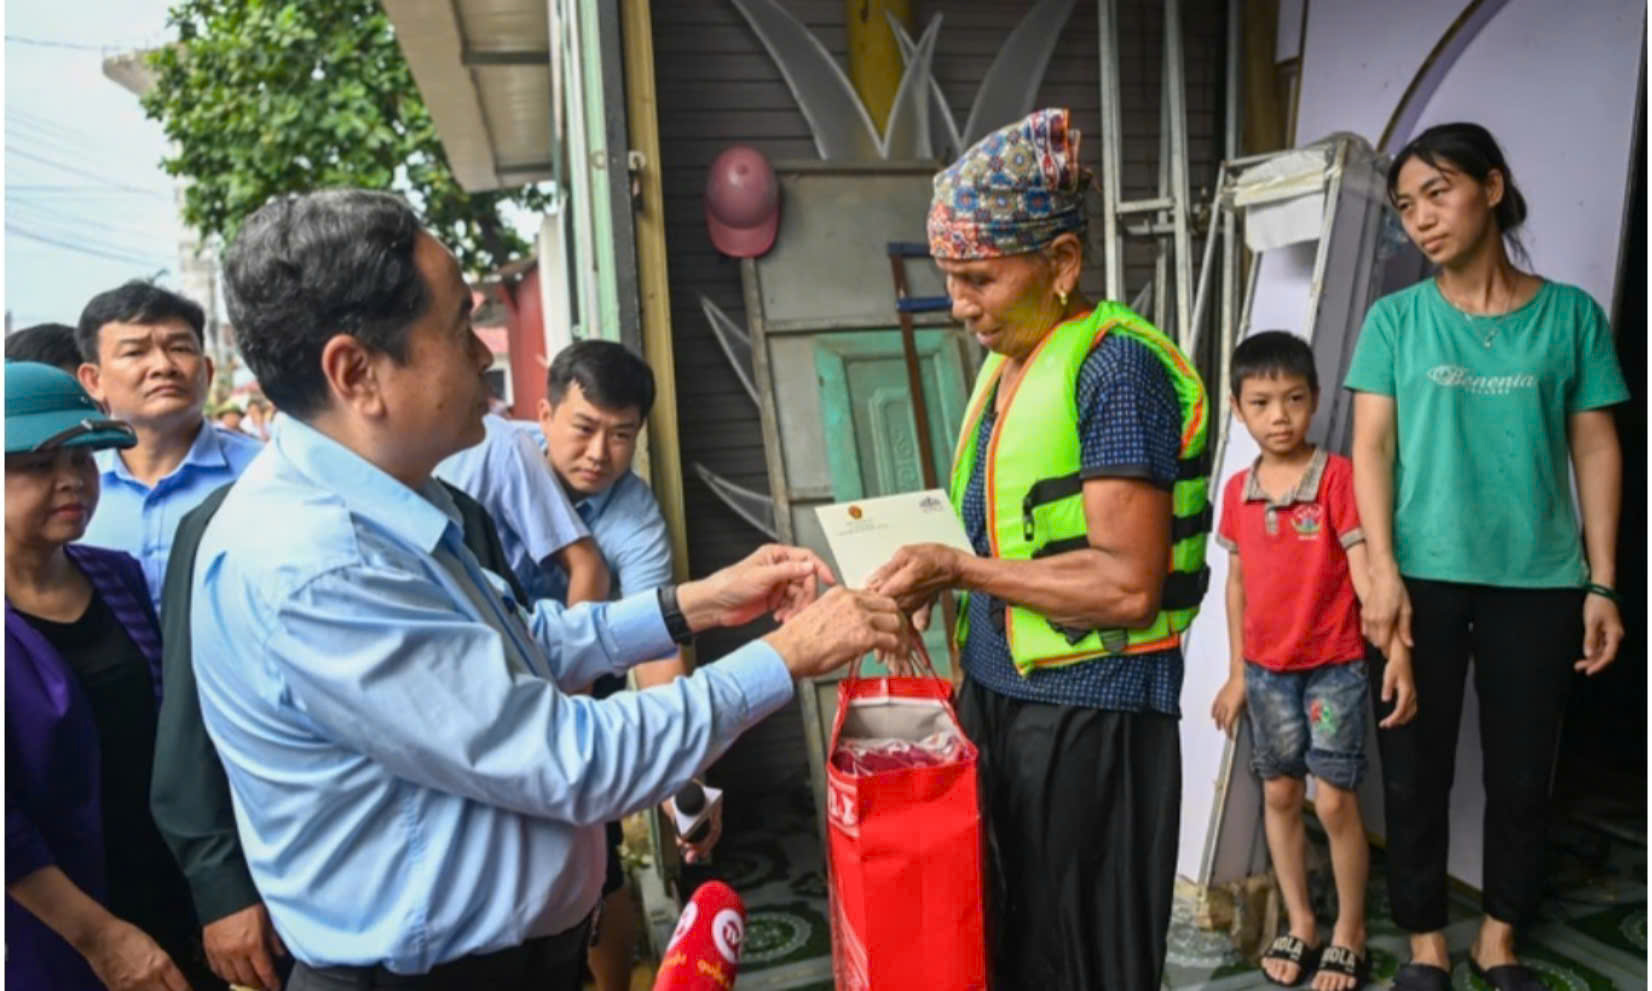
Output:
[1243, 658, 1368, 790]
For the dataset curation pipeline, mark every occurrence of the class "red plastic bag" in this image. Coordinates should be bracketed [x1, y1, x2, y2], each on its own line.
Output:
[826, 657, 988, 990]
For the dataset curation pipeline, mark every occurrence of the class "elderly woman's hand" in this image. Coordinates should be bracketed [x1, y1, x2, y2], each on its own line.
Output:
[82, 918, 191, 991]
[866, 543, 965, 614]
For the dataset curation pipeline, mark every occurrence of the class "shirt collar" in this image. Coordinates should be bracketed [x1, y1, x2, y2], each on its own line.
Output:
[573, 472, 629, 521]
[96, 417, 222, 482]
[1242, 446, 1329, 508]
[273, 415, 460, 553]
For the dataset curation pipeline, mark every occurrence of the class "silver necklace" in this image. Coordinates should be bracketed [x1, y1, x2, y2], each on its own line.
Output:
[1465, 311, 1500, 348]
[1439, 282, 1513, 348]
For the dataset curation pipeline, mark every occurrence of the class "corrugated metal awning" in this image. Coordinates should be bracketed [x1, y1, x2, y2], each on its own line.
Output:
[381, 0, 553, 192]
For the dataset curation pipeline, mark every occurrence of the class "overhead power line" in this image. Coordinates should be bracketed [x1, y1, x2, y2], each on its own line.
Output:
[6, 116, 108, 160]
[6, 196, 178, 245]
[5, 184, 167, 194]
[5, 146, 169, 198]
[8, 106, 116, 145]
[6, 212, 173, 262]
[7, 224, 170, 268]
[5, 35, 111, 52]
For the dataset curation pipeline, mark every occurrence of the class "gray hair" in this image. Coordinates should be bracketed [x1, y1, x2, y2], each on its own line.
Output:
[223, 189, 429, 418]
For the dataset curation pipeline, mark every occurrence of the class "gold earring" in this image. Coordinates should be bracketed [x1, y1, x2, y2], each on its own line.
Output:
[1057, 289, 1069, 309]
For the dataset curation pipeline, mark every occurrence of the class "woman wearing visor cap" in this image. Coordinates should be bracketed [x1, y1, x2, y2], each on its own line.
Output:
[5, 361, 224, 991]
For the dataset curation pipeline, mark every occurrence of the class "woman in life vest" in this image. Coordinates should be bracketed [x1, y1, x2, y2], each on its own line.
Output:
[1348, 122, 1627, 991]
[869, 107, 1212, 989]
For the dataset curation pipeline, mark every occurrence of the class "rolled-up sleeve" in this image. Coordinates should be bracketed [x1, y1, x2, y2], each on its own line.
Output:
[269, 565, 793, 827]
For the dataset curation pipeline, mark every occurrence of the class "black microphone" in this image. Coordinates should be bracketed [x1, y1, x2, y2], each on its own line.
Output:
[674, 783, 711, 844]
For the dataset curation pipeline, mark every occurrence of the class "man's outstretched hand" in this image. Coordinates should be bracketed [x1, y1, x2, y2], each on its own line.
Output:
[677, 544, 836, 631]
[764, 586, 908, 681]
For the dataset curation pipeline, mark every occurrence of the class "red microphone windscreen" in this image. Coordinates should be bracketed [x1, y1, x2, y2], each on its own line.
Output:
[653, 881, 746, 991]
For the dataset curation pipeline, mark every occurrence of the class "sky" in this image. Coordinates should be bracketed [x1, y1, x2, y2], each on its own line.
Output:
[4, 0, 184, 331]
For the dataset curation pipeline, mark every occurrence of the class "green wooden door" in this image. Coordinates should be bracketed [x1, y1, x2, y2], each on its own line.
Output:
[814, 329, 971, 672]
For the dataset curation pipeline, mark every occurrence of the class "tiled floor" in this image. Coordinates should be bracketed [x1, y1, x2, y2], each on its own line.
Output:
[689, 780, 1645, 990]
[1162, 812, 1647, 989]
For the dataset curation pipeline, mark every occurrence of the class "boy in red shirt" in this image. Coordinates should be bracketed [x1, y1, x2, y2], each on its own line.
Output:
[1209, 331, 1416, 990]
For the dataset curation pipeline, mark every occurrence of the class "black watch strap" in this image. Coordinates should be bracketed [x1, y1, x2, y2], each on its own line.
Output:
[658, 584, 694, 645]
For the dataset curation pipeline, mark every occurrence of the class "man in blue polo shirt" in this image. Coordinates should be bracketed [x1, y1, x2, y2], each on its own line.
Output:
[72, 280, 282, 986]
[533, 343, 671, 604]
[528, 339, 679, 989]
[434, 410, 611, 607]
[439, 341, 682, 988]
[75, 282, 264, 613]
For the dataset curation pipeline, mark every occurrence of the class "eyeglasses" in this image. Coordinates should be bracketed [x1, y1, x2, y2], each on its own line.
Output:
[32, 417, 137, 452]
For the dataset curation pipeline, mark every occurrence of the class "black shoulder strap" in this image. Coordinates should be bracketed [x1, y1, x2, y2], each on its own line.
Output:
[152, 481, 263, 922]
[440, 480, 532, 606]
[158, 481, 235, 681]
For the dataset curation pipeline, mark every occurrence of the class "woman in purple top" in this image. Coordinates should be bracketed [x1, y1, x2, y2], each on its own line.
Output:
[5, 361, 223, 991]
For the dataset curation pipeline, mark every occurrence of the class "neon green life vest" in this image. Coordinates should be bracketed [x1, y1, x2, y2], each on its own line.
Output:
[947, 302, 1212, 675]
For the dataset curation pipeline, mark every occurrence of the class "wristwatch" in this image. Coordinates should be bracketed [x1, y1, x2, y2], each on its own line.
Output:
[658, 584, 694, 645]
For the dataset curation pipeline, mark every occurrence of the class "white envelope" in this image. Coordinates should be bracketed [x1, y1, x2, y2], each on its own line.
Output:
[814, 489, 974, 589]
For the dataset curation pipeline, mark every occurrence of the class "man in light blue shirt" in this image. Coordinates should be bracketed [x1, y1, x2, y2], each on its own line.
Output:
[530, 340, 673, 604]
[74, 281, 264, 612]
[440, 345, 677, 991]
[72, 281, 283, 986]
[435, 412, 612, 606]
[198, 189, 902, 989]
[520, 339, 681, 990]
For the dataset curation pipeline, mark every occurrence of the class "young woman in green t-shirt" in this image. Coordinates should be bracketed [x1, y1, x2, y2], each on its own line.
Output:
[1346, 122, 1628, 991]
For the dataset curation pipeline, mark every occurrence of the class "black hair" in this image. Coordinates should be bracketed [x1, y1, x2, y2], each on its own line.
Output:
[1230, 330, 1317, 397]
[76, 281, 206, 364]
[6, 323, 83, 372]
[1386, 122, 1529, 265]
[223, 190, 429, 418]
[546, 339, 656, 420]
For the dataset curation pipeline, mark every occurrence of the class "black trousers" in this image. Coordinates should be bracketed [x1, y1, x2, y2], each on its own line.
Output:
[1369, 578, 1583, 932]
[285, 919, 591, 991]
[956, 677, 1180, 991]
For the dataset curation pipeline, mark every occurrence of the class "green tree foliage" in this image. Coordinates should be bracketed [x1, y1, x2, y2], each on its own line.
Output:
[141, 0, 551, 273]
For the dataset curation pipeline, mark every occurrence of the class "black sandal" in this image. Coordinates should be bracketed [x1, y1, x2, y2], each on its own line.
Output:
[1469, 958, 1547, 991]
[1261, 934, 1321, 987]
[1315, 945, 1371, 989]
[1391, 962, 1451, 991]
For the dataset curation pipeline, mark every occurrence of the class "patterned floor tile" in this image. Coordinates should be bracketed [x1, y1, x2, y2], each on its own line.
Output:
[703, 784, 1646, 989]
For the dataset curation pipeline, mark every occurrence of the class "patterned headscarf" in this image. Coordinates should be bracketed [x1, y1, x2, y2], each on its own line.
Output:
[927, 107, 1090, 260]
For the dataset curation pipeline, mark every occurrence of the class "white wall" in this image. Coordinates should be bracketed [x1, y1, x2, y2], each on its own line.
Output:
[1177, 0, 1645, 887]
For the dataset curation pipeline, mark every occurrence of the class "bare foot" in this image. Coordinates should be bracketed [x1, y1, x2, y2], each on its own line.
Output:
[1264, 923, 1319, 986]
[1312, 922, 1367, 991]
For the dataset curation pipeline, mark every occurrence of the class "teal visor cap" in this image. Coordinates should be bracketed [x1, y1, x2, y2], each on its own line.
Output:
[5, 361, 137, 454]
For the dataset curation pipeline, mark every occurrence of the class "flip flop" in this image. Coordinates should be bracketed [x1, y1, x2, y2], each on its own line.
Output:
[1314, 944, 1370, 990]
[1469, 958, 1548, 991]
[1391, 962, 1452, 991]
[1261, 934, 1321, 987]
